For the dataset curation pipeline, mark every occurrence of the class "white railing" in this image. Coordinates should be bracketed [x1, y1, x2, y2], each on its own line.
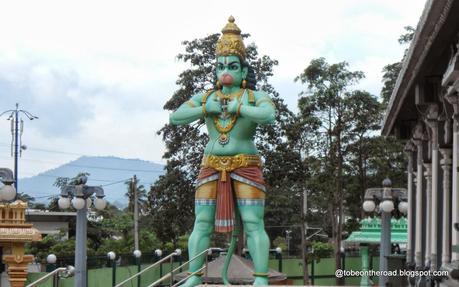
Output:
[26, 266, 74, 287]
[116, 247, 222, 287]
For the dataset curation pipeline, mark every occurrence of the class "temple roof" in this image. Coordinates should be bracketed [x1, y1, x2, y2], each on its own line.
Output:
[382, 0, 459, 137]
[345, 217, 407, 244]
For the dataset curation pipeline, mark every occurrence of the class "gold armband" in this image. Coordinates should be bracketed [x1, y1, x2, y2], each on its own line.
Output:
[202, 104, 208, 117]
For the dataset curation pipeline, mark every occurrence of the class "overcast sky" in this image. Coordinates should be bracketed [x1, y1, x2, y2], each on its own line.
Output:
[0, 0, 426, 178]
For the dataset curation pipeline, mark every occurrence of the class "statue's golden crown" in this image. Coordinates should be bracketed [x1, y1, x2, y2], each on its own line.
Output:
[216, 16, 246, 60]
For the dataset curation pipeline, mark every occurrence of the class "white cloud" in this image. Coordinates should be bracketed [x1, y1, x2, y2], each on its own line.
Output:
[0, 0, 426, 176]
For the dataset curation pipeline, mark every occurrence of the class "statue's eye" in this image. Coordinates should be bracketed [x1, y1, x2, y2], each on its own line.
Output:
[217, 64, 224, 70]
[230, 64, 239, 70]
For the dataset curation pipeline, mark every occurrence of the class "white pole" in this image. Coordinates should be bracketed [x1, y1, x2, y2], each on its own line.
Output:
[440, 148, 452, 266]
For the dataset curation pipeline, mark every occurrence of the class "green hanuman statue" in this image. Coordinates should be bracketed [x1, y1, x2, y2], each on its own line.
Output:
[170, 16, 276, 286]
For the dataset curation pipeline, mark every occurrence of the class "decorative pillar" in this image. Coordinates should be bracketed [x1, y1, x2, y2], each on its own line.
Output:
[360, 243, 371, 287]
[0, 200, 41, 287]
[404, 141, 416, 266]
[412, 123, 425, 268]
[425, 104, 440, 270]
[423, 163, 432, 267]
[3, 246, 34, 287]
[440, 148, 452, 266]
[444, 93, 459, 261]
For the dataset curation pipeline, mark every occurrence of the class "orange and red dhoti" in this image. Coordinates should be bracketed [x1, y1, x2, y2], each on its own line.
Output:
[195, 154, 266, 233]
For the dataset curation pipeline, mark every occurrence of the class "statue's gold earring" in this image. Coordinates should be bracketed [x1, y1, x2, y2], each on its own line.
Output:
[216, 80, 222, 89]
[242, 79, 247, 89]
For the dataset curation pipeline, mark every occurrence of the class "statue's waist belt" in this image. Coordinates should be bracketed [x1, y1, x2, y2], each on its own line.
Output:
[201, 154, 261, 181]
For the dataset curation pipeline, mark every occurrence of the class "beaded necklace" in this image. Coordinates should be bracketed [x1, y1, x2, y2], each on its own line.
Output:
[213, 89, 245, 145]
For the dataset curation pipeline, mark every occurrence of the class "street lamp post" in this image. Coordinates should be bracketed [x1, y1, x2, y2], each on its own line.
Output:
[155, 249, 163, 278]
[0, 103, 38, 195]
[58, 175, 107, 287]
[362, 178, 407, 287]
[133, 250, 142, 287]
[0, 168, 17, 202]
[285, 230, 292, 257]
[108, 251, 117, 287]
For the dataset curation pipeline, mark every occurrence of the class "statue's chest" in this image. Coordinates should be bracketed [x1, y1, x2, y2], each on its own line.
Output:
[207, 93, 256, 145]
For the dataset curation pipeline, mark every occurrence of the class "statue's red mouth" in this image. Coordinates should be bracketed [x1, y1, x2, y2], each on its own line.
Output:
[220, 74, 233, 86]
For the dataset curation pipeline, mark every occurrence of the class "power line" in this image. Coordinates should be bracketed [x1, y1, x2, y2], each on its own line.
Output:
[19, 172, 155, 188]
[23, 173, 114, 183]
[0, 156, 164, 173]
[0, 142, 86, 156]
[101, 178, 133, 187]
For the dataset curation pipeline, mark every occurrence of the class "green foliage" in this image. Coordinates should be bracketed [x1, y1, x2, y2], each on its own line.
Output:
[139, 230, 161, 252]
[273, 236, 287, 251]
[26, 232, 96, 263]
[381, 26, 415, 106]
[295, 57, 372, 240]
[381, 62, 402, 105]
[124, 178, 148, 214]
[398, 26, 415, 45]
[101, 212, 133, 239]
[309, 241, 334, 262]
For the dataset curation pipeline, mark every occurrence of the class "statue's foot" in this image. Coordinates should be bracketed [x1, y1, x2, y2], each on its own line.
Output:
[180, 275, 202, 287]
[253, 276, 269, 286]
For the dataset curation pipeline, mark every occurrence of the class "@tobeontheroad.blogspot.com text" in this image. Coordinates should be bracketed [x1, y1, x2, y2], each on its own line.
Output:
[335, 269, 449, 278]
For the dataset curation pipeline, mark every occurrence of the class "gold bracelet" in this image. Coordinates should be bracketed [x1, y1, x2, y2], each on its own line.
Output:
[202, 104, 208, 117]
[187, 271, 204, 276]
[236, 103, 243, 117]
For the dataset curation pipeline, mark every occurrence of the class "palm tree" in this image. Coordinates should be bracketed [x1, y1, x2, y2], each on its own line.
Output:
[124, 177, 147, 214]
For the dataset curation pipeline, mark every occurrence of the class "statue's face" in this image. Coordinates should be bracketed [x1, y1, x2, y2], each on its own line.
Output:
[216, 55, 248, 88]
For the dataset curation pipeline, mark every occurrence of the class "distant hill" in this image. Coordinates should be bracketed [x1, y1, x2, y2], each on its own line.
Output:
[19, 156, 165, 208]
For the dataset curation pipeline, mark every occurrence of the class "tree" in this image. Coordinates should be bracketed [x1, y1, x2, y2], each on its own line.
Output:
[124, 177, 147, 214]
[16, 192, 47, 209]
[381, 26, 415, 106]
[295, 57, 369, 284]
[342, 90, 383, 220]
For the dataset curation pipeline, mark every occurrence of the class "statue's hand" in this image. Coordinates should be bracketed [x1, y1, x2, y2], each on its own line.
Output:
[206, 98, 222, 115]
[227, 99, 240, 114]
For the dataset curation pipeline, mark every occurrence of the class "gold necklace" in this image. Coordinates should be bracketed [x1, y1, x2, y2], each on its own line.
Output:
[213, 89, 245, 145]
[215, 88, 245, 101]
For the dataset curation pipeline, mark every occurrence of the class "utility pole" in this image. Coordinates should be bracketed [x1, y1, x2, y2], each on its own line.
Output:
[58, 175, 107, 287]
[301, 188, 310, 285]
[0, 103, 38, 196]
[133, 175, 139, 251]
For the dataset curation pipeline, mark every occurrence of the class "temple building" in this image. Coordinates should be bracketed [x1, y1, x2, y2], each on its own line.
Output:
[382, 0, 459, 285]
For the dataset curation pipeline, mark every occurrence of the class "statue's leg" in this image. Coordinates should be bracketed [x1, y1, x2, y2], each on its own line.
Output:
[235, 181, 269, 286]
[182, 181, 216, 287]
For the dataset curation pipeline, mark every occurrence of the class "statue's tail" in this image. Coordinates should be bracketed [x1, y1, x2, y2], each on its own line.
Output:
[222, 211, 240, 285]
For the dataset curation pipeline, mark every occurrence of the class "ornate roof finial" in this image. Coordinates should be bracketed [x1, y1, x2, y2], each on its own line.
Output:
[216, 16, 246, 60]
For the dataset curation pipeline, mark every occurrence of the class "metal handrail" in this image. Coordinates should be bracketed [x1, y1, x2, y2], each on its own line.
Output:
[119, 247, 222, 287]
[115, 251, 179, 287]
[26, 267, 67, 287]
[171, 266, 206, 287]
[167, 247, 222, 287]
